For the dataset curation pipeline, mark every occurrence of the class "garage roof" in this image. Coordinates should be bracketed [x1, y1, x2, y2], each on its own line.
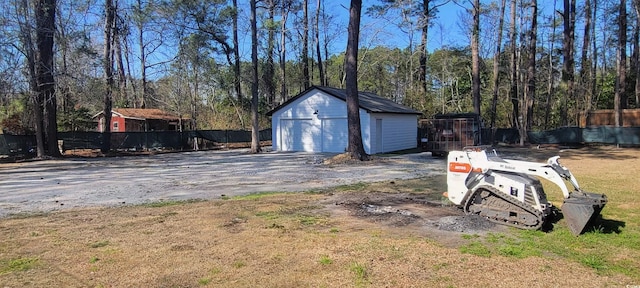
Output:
[267, 86, 422, 116]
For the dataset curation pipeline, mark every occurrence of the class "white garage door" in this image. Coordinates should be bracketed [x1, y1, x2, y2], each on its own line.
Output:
[321, 118, 348, 153]
[280, 118, 348, 152]
[280, 119, 320, 152]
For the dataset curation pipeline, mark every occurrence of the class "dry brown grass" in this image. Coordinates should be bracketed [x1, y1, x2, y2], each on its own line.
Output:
[1, 146, 639, 287]
[0, 197, 632, 287]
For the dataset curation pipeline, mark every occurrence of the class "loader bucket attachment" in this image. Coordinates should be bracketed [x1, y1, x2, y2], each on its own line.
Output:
[562, 192, 608, 236]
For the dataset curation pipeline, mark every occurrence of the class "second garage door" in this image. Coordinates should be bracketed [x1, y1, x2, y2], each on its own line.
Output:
[321, 118, 348, 153]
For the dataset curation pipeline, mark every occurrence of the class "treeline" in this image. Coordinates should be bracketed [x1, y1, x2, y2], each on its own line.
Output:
[0, 0, 639, 155]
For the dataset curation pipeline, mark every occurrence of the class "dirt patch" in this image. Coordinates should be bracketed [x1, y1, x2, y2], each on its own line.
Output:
[322, 152, 387, 165]
[312, 175, 508, 247]
[321, 191, 508, 246]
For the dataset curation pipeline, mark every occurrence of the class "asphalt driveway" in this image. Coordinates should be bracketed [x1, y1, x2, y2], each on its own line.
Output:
[0, 149, 444, 217]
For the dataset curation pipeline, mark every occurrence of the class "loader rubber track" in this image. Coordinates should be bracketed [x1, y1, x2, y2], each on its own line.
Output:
[462, 185, 544, 230]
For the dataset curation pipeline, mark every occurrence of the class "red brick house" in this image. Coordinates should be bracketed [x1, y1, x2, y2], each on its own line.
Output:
[94, 108, 188, 132]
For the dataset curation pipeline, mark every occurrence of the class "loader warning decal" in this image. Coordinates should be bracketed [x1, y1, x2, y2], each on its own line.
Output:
[449, 162, 472, 173]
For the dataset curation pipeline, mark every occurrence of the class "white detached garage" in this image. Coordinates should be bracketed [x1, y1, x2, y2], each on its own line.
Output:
[267, 86, 422, 154]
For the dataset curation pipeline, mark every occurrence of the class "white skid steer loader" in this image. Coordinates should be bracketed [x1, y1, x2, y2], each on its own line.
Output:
[444, 147, 607, 235]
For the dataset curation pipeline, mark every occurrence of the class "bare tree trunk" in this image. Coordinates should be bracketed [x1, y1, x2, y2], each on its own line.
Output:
[280, 1, 289, 103]
[490, 0, 506, 131]
[102, 0, 115, 154]
[35, 0, 59, 157]
[471, 0, 481, 117]
[615, 0, 627, 127]
[591, 0, 598, 110]
[32, 88, 46, 157]
[509, 0, 519, 129]
[191, 59, 199, 130]
[57, 14, 71, 116]
[126, 7, 137, 108]
[345, 0, 367, 160]
[632, 26, 639, 106]
[302, 0, 310, 89]
[419, 0, 431, 94]
[315, 0, 325, 86]
[137, 0, 147, 108]
[322, 0, 330, 86]
[562, 0, 575, 127]
[250, 0, 261, 153]
[580, 0, 593, 112]
[545, 0, 558, 130]
[41, 1, 59, 157]
[266, 0, 276, 107]
[233, 0, 242, 102]
[522, 0, 537, 145]
[633, 0, 640, 105]
[114, 11, 127, 107]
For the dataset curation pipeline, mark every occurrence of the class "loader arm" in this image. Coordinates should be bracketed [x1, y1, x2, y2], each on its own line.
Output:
[467, 151, 578, 199]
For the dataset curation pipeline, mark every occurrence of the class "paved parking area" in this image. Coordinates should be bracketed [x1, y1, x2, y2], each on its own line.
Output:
[0, 149, 444, 217]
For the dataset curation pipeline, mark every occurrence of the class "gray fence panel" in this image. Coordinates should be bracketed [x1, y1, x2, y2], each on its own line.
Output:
[109, 131, 190, 150]
[196, 130, 228, 142]
[582, 127, 609, 144]
[59, 131, 103, 150]
[0, 135, 9, 155]
[525, 127, 640, 145]
[527, 131, 552, 144]
[529, 127, 583, 144]
[111, 132, 148, 150]
[602, 127, 623, 144]
[195, 129, 272, 143]
[493, 128, 520, 144]
[613, 127, 640, 145]
[226, 130, 252, 142]
[480, 128, 492, 145]
[259, 129, 272, 141]
[0, 134, 36, 156]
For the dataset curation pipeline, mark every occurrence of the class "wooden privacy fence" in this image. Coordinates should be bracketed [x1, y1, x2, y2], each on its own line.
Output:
[579, 109, 640, 127]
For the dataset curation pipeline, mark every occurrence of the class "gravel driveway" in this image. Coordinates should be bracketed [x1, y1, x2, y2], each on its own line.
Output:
[0, 150, 445, 218]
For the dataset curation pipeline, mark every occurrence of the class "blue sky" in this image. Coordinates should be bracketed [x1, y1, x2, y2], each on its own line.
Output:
[301, 0, 559, 59]
[232, 0, 470, 61]
[313, 1, 469, 56]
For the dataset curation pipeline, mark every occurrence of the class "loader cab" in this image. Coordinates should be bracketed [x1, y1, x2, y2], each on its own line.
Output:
[419, 113, 482, 157]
